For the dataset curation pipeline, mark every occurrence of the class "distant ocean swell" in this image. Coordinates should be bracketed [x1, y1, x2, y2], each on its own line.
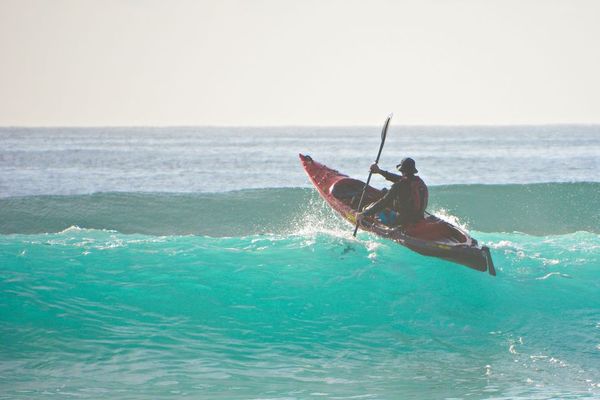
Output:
[1, 182, 598, 236]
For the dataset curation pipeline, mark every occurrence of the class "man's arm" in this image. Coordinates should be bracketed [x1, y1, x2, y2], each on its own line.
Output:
[361, 183, 400, 217]
[370, 163, 401, 183]
[379, 169, 402, 182]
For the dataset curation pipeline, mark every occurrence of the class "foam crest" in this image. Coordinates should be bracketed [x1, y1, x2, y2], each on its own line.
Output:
[58, 225, 84, 233]
[428, 208, 470, 231]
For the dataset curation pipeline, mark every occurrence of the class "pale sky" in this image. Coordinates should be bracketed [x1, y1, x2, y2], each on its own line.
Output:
[1, 0, 599, 126]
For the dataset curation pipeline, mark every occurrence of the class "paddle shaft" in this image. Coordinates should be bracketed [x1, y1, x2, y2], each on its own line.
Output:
[353, 115, 392, 237]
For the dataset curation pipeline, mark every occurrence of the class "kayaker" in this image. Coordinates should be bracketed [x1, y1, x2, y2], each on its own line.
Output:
[356, 158, 428, 226]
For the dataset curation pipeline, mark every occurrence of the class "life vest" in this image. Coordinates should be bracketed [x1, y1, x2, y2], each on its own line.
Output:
[409, 176, 428, 216]
[394, 176, 428, 218]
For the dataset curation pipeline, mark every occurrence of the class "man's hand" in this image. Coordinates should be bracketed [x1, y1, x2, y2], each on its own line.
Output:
[370, 163, 381, 174]
[356, 212, 365, 224]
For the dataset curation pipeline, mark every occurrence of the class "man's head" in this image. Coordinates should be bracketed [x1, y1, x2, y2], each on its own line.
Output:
[396, 157, 418, 175]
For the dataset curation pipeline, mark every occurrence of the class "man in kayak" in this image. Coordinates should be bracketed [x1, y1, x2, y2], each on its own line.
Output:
[356, 158, 428, 227]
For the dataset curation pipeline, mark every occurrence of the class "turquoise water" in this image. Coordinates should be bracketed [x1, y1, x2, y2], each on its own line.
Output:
[2, 224, 599, 398]
[1, 127, 599, 399]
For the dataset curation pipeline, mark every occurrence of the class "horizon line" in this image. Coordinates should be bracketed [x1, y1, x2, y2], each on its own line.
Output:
[1, 122, 600, 129]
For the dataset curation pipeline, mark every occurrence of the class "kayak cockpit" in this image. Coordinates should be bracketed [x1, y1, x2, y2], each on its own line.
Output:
[329, 177, 469, 245]
[329, 177, 382, 209]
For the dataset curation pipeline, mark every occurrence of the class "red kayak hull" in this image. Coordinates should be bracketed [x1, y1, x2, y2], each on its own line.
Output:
[299, 154, 496, 275]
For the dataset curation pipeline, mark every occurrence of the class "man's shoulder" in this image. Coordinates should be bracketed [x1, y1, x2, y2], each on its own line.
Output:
[390, 179, 410, 190]
[414, 175, 427, 185]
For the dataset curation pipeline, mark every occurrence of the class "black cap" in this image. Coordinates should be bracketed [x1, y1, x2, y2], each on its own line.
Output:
[396, 157, 418, 174]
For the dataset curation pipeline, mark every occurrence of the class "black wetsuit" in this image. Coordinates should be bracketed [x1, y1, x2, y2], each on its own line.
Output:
[362, 171, 424, 225]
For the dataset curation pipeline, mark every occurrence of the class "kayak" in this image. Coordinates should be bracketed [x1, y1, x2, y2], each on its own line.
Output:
[299, 154, 496, 275]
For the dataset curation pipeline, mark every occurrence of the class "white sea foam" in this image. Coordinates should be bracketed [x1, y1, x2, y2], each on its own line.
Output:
[429, 208, 469, 232]
[58, 225, 83, 233]
[536, 272, 572, 280]
[488, 240, 522, 250]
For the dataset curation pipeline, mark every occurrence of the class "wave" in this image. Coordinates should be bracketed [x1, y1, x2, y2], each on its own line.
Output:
[1, 227, 599, 398]
[0, 182, 598, 236]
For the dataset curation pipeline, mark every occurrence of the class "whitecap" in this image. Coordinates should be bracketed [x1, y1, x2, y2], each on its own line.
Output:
[535, 272, 572, 280]
[58, 225, 83, 233]
[429, 208, 469, 232]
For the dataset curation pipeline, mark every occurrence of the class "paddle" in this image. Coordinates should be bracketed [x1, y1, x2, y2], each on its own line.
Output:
[353, 113, 393, 237]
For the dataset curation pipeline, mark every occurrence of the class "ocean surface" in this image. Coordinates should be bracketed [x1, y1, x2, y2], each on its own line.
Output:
[1, 126, 599, 399]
